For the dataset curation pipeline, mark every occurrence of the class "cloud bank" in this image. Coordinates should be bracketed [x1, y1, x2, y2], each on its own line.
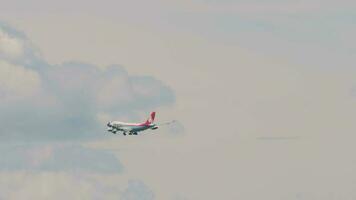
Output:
[0, 171, 155, 200]
[0, 144, 122, 173]
[0, 22, 175, 141]
[0, 22, 184, 199]
[121, 180, 155, 200]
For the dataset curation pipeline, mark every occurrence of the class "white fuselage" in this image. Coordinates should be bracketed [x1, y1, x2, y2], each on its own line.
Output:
[107, 121, 157, 135]
[107, 112, 158, 135]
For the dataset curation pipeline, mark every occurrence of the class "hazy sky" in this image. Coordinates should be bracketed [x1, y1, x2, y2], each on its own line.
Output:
[0, 0, 356, 199]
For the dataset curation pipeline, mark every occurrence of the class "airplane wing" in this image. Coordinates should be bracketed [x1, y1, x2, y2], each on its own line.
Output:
[114, 126, 132, 132]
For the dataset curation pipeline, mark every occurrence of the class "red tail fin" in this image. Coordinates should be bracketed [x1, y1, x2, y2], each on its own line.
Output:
[148, 112, 156, 123]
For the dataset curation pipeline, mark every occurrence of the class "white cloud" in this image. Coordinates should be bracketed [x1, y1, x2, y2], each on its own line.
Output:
[0, 171, 158, 200]
[0, 144, 123, 173]
[27, 145, 53, 168]
[0, 172, 121, 200]
[121, 180, 155, 200]
[96, 70, 135, 109]
[0, 28, 24, 60]
[0, 59, 41, 100]
[0, 24, 176, 141]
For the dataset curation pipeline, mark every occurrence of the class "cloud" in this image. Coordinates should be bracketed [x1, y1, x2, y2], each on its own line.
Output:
[0, 23, 175, 141]
[0, 172, 158, 200]
[0, 23, 42, 67]
[121, 180, 155, 200]
[0, 27, 24, 60]
[0, 171, 121, 200]
[0, 144, 122, 173]
[0, 60, 41, 100]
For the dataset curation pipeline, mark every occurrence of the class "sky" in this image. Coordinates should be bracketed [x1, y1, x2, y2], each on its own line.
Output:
[0, 0, 355, 199]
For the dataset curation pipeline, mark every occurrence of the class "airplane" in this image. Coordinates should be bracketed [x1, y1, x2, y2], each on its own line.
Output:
[107, 112, 171, 136]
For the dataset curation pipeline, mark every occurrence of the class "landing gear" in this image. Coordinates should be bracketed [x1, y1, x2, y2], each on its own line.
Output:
[123, 132, 127, 136]
[108, 129, 117, 134]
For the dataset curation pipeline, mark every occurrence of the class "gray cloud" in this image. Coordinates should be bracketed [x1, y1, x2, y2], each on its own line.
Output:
[0, 23, 175, 141]
[0, 171, 155, 200]
[0, 144, 122, 173]
[121, 180, 155, 200]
